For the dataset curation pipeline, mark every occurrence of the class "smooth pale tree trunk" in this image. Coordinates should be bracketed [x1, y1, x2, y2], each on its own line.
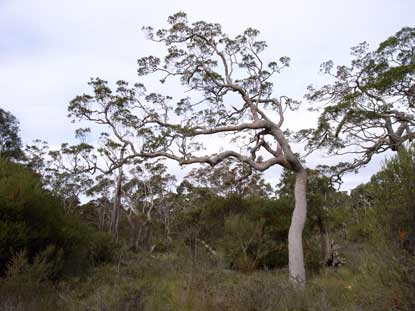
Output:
[110, 166, 123, 239]
[109, 147, 126, 239]
[288, 169, 307, 287]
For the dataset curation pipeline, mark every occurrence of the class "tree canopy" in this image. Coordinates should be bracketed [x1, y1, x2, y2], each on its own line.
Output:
[301, 27, 415, 180]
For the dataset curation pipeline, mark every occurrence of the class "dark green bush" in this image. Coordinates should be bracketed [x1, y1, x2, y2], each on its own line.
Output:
[174, 194, 292, 271]
[0, 158, 114, 278]
[369, 149, 415, 240]
[222, 196, 291, 271]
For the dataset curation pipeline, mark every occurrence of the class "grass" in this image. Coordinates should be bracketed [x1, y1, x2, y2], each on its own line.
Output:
[1, 240, 414, 311]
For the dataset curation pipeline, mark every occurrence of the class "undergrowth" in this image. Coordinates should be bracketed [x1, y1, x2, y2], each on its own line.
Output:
[1, 241, 413, 311]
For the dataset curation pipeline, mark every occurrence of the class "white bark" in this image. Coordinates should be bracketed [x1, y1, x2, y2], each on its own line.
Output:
[109, 147, 126, 239]
[110, 161, 125, 238]
[288, 169, 307, 287]
[110, 167, 123, 238]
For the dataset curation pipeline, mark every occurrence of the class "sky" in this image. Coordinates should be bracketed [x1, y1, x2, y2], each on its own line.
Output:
[1, 0, 414, 190]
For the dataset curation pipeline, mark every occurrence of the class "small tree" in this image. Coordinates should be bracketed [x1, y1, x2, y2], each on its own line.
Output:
[25, 139, 95, 211]
[301, 27, 415, 181]
[0, 108, 24, 160]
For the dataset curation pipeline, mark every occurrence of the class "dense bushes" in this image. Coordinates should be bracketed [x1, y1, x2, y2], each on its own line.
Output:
[0, 158, 114, 278]
[343, 147, 415, 246]
[174, 194, 294, 271]
[2, 146, 415, 309]
[369, 148, 415, 241]
[222, 196, 292, 271]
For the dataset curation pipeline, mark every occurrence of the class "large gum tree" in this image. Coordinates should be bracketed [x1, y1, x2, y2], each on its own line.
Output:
[70, 12, 308, 285]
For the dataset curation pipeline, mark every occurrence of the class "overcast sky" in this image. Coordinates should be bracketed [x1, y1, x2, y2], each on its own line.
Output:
[1, 0, 414, 189]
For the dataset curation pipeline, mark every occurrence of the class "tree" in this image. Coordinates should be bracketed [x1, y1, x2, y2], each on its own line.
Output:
[0, 108, 24, 160]
[123, 162, 176, 250]
[101, 140, 126, 239]
[182, 158, 273, 198]
[68, 79, 152, 238]
[25, 138, 96, 212]
[47, 141, 96, 211]
[70, 13, 308, 285]
[301, 27, 415, 181]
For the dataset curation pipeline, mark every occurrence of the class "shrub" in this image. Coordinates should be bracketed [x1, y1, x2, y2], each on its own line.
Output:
[0, 249, 60, 310]
[175, 194, 308, 272]
[0, 158, 114, 278]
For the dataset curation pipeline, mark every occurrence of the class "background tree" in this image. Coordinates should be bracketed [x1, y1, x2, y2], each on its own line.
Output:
[68, 79, 158, 238]
[25, 137, 96, 212]
[0, 108, 24, 160]
[123, 161, 176, 250]
[301, 27, 415, 181]
[47, 141, 96, 211]
[183, 158, 273, 198]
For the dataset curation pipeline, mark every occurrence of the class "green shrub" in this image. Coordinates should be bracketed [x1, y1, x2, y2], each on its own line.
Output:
[175, 194, 308, 272]
[0, 158, 114, 278]
[370, 148, 415, 240]
[0, 249, 60, 310]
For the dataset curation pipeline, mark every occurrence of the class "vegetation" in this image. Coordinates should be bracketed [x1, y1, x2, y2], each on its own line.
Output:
[301, 27, 415, 181]
[0, 108, 24, 160]
[0, 158, 114, 279]
[0, 14, 414, 310]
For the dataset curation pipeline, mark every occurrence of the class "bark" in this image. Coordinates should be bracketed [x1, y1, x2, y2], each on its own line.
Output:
[142, 223, 152, 250]
[109, 147, 127, 239]
[128, 211, 153, 251]
[98, 205, 106, 231]
[317, 215, 331, 265]
[110, 165, 123, 239]
[288, 169, 307, 287]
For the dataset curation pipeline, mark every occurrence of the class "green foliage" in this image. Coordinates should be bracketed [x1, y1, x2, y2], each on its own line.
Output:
[174, 194, 293, 271]
[358, 147, 415, 241]
[6, 245, 411, 311]
[2, 149, 415, 309]
[0, 158, 114, 278]
[0, 108, 24, 160]
[222, 196, 291, 271]
[0, 250, 60, 310]
[303, 27, 415, 177]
